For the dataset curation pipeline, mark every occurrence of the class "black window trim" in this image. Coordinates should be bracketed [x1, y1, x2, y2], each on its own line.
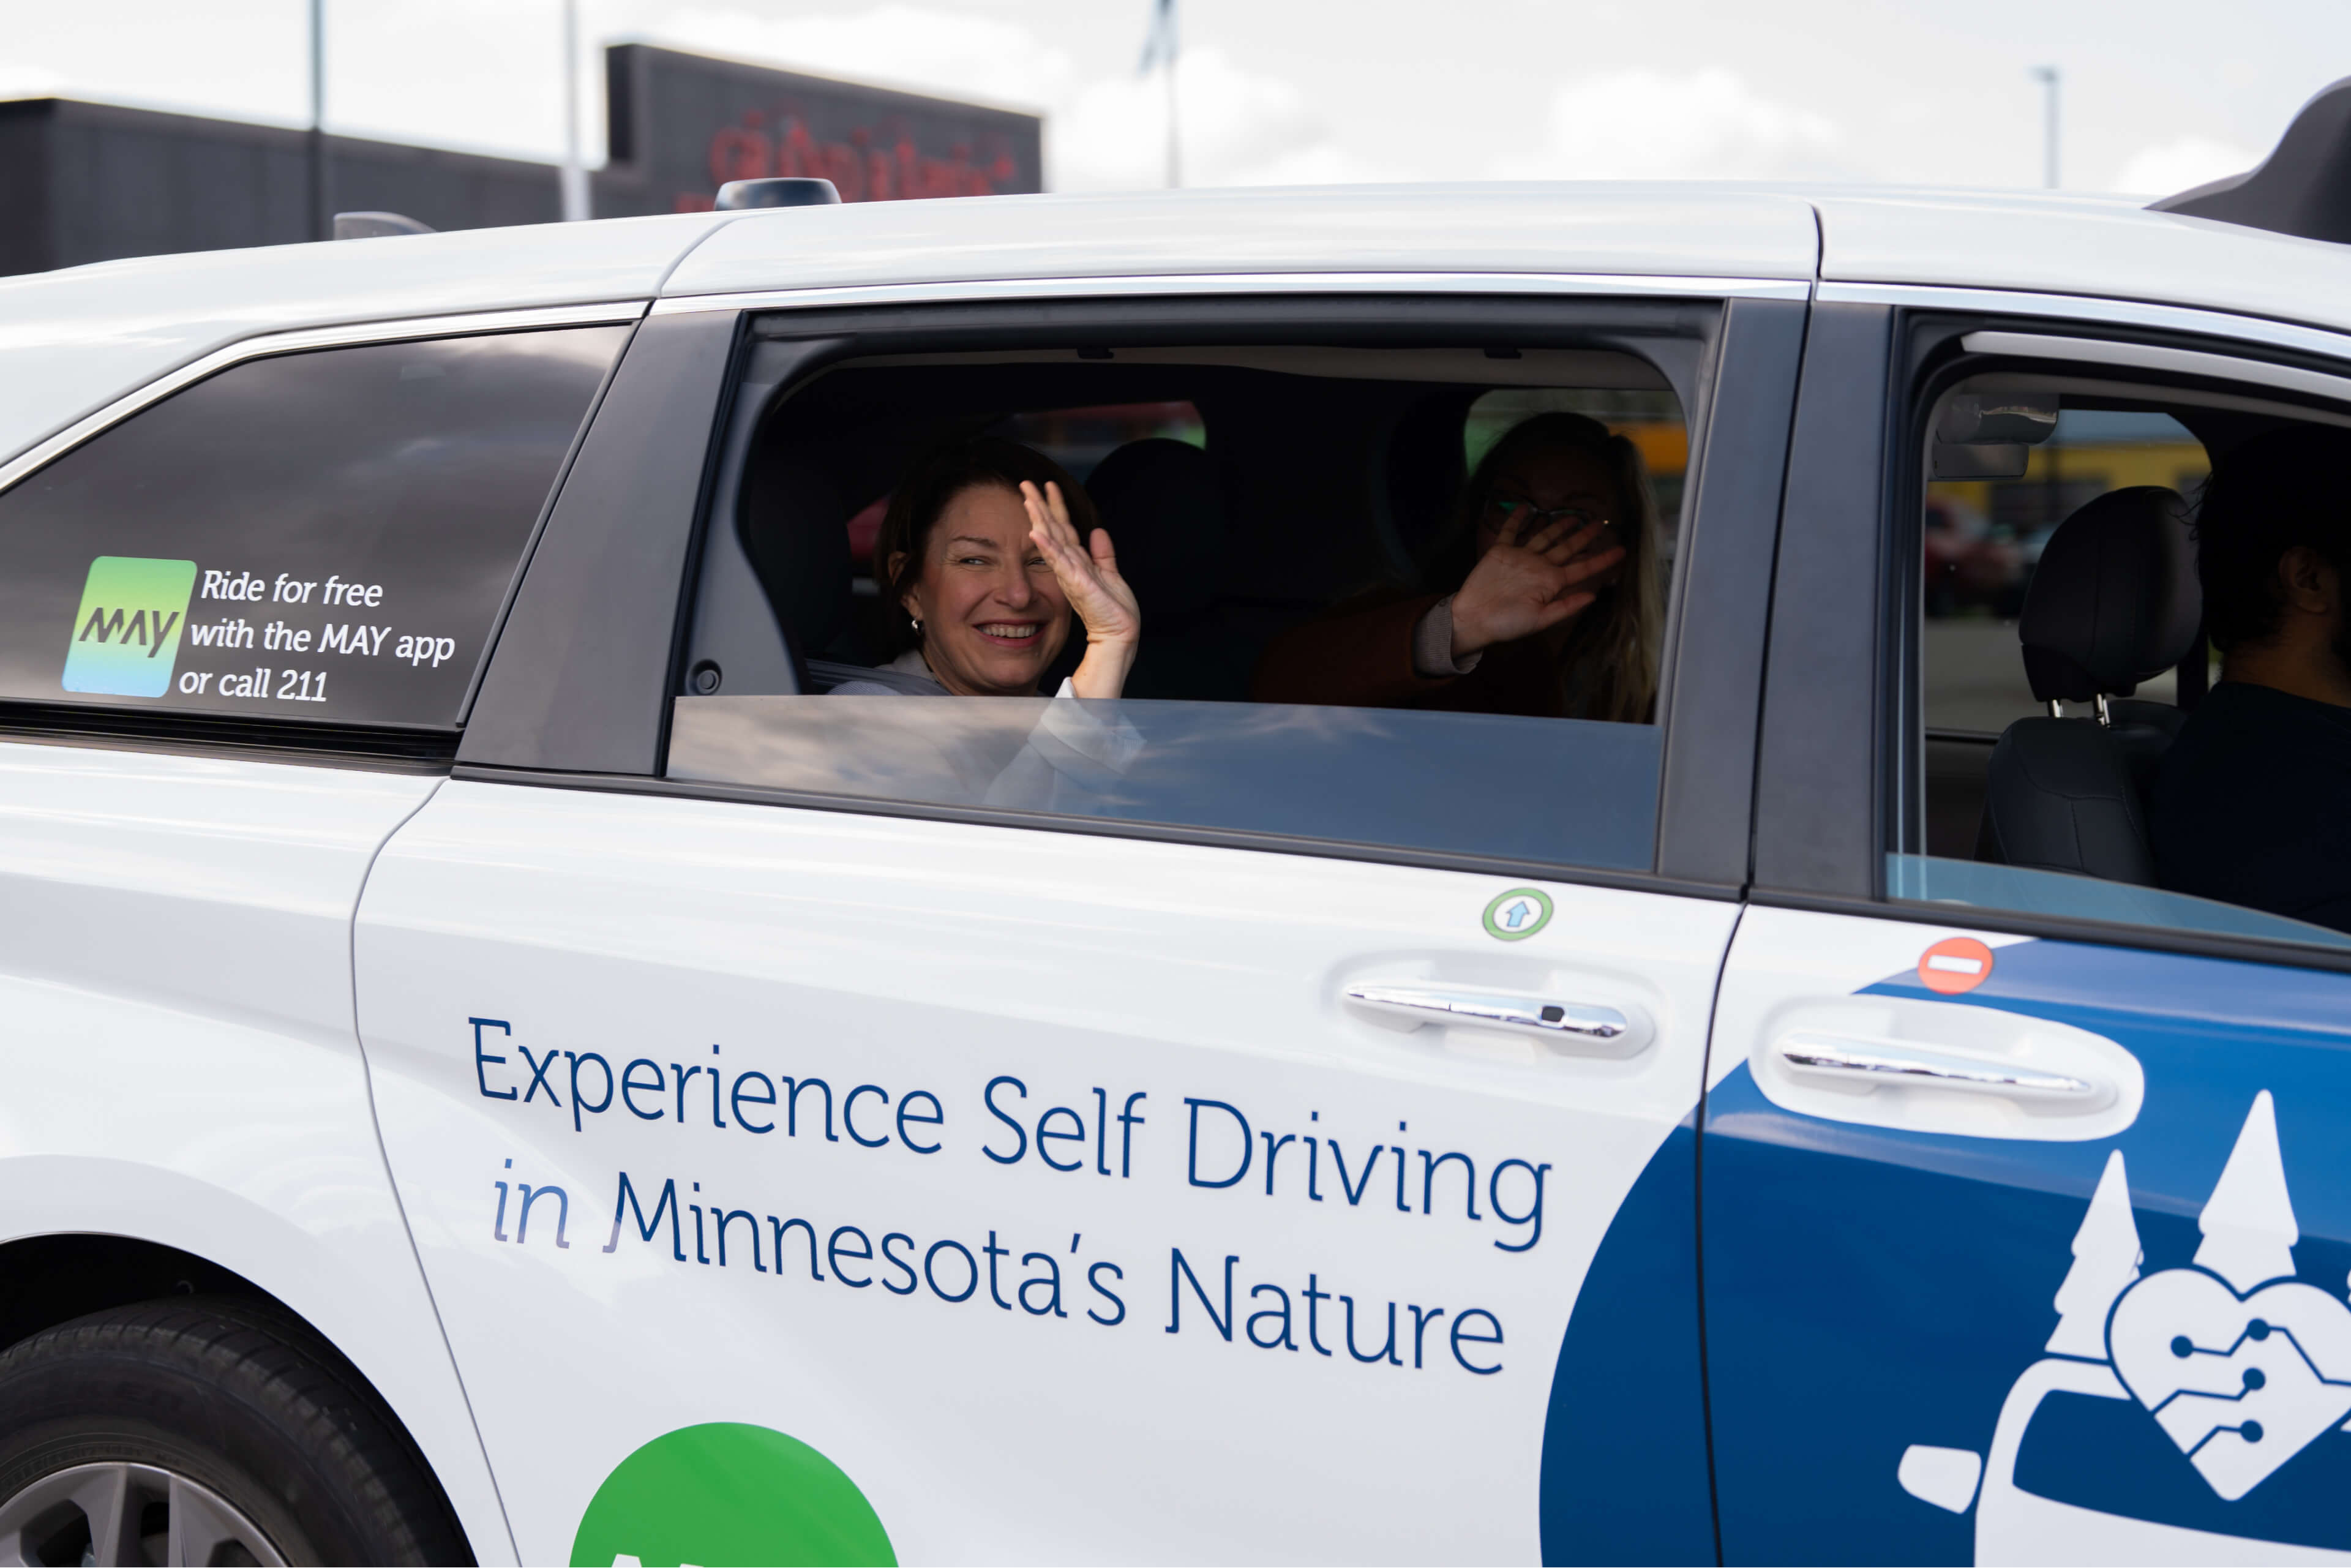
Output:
[461, 285, 1811, 901]
[0, 301, 648, 766]
[1864, 307, 2351, 975]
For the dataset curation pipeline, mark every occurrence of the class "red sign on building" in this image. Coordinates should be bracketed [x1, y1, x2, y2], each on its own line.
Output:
[593, 43, 1043, 217]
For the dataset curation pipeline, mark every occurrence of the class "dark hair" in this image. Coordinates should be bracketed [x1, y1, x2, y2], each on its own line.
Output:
[2196, 424, 2351, 651]
[1427, 410, 1665, 724]
[874, 436, 1098, 654]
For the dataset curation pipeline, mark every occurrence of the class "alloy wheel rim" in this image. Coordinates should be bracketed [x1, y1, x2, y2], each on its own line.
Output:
[0, 1461, 285, 1567]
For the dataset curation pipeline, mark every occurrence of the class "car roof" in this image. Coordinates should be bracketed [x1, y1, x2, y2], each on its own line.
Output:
[1810, 187, 2351, 334]
[5, 182, 2350, 468]
[0, 211, 729, 471]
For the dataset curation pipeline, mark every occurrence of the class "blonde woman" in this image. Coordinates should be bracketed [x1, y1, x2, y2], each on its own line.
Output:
[1251, 412, 1665, 722]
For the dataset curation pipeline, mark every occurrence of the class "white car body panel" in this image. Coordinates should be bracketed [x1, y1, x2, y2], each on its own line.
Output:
[354, 781, 1739, 1562]
[0, 741, 514, 1562]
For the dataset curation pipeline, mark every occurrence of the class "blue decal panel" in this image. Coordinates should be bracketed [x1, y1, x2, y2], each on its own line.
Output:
[1702, 937, 2351, 1566]
[1541, 1120, 1713, 1566]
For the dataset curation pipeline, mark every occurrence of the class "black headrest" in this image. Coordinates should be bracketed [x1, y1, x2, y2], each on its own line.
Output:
[1085, 438, 1224, 620]
[741, 450, 852, 661]
[2019, 486, 2201, 702]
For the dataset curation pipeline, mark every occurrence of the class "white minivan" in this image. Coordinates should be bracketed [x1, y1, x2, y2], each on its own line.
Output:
[5, 84, 2351, 1567]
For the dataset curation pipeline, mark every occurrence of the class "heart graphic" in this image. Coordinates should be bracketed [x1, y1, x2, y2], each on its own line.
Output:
[2107, 1269, 2351, 1499]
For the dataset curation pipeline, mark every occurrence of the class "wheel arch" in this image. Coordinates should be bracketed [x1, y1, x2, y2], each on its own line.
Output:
[0, 1156, 515, 1566]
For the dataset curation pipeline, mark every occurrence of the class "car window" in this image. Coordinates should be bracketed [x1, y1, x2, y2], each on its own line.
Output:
[670, 337, 1697, 872]
[0, 324, 627, 731]
[1904, 346, 2351, 954]
[1924, 409, 2208, 737]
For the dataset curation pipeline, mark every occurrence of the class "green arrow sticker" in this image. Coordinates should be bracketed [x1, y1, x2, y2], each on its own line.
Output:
[1482, 887, 1553, 941]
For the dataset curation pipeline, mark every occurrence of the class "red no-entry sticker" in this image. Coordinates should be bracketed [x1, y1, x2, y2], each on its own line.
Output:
[1918, 937, 1995, 994]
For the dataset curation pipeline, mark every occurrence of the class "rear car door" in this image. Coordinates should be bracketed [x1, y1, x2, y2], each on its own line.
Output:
[1704, 296, 2351, 1564]
[353, 283, 1805, 1564]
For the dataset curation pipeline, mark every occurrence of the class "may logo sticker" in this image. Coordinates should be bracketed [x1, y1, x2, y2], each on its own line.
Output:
[1483, 887, 1553, 941]
[62, 556, 196, 698]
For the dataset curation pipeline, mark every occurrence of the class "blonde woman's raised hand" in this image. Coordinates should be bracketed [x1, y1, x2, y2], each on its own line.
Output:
[1023, 480, 1141, 698]
[1449, 514, 1625, 661]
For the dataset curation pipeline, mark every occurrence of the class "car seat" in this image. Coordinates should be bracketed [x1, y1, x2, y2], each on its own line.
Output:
[1085, 437, 1244, 699]
[740, 444, 863, 689]
[1976, 486, 2201, 883]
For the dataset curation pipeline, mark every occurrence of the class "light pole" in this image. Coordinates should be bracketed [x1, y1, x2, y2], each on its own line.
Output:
[2030, 65, 2060, 189]
[1139, 0, 1179, 189]
[560, 0, 590, 221]
[307, 0, 329, 240]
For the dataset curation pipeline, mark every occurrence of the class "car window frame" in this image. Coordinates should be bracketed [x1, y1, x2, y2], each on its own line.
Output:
[0, 301, 645, 767]
[457, 279, 1810, 902]
[1751, 284, 2351, 975]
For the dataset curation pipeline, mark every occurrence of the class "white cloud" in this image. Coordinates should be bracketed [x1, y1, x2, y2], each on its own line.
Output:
[2110, 134, 2259, 197]
[324, 0, 576, 159]
[1494, 67, 1856, 182]
[1054, 46, 1378, 190]
[654, 4, 1074, 113]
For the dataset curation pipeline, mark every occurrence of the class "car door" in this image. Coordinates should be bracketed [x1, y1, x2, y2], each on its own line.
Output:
[354, 286, 1804, 1565]
[1704, 298, 2351, 1564]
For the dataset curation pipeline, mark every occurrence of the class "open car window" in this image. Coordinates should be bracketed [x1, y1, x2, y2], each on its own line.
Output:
[669, 326, 1703, 874]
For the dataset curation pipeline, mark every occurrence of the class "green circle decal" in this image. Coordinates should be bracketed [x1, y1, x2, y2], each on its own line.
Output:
[1482, 886, 1553, 941]
[572, 1422, 895, 1567]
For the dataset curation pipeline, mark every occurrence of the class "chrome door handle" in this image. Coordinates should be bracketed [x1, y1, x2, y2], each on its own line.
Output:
[1774, 1032, 2095, 1099]
[1344, 983, 1629, 1041]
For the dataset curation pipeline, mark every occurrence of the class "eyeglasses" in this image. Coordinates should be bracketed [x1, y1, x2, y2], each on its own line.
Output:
[1482, 495, 1611, 534]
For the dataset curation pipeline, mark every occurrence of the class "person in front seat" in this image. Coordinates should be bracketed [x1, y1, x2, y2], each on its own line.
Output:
[831, 437, 1142, 700]
[2151, 426, 2351, 932]
[1250, 412, 1659, 721]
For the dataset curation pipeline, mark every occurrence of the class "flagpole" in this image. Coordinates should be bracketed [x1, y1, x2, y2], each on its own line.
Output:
[561, 0, 590, 220]
[307, 0, 329, 241]
[1165, 32, 1179, 190]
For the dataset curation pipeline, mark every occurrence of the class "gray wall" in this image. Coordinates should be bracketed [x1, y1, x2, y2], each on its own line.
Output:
[0, 98, 560, 277]
[0, 48, 1043, 279]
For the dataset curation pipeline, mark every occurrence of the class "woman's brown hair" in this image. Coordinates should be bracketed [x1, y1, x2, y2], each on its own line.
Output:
[874, 436, 1099, 655]
[1428, 410, 1666, 723]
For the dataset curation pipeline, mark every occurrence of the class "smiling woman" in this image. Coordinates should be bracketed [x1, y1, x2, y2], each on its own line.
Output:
[834, 437, 1142, 700]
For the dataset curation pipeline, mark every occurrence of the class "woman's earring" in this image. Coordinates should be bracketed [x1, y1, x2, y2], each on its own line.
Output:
[910, 617, 921, 634]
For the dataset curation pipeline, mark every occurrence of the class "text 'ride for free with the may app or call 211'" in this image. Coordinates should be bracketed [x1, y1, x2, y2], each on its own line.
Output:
[60, 555, 456, 704]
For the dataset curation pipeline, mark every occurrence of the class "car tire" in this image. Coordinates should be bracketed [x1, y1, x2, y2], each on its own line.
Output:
[0, 1295, 471, 1566]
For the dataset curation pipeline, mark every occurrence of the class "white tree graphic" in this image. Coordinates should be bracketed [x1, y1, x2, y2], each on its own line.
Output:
[2195, 1089, 2299, 1293]
[2048, 1147, 2143, 1359]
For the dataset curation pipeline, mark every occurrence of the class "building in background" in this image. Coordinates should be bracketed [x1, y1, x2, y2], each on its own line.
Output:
[0, 97, 558, 277]
[0, 45, 1043, 279]
[594, 43, 1040, 216]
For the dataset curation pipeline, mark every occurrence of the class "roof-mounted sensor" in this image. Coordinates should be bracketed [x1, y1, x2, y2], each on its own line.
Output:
[715, 178, 843, 211]
[333, 211, 434, 241]
[2152, 75, 2351, 244]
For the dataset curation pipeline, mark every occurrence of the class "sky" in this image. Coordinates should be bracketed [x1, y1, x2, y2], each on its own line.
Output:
[3, 0, 2348, 198]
